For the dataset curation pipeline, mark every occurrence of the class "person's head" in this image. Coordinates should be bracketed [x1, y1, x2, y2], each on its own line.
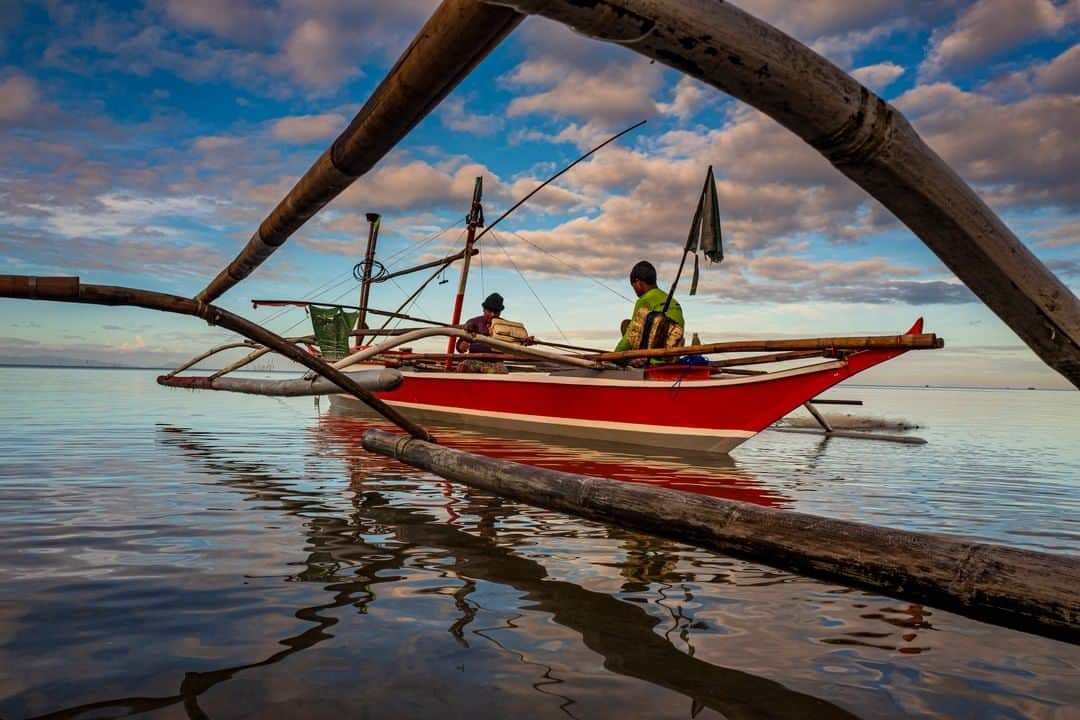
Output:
[481, 292, 504, 320]
[629, 260, 657, 297]
[620, 318, 631, 336]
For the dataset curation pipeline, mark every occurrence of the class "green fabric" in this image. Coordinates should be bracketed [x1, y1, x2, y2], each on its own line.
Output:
[309, 306, 358, 361]
[615, 288, 684, 352]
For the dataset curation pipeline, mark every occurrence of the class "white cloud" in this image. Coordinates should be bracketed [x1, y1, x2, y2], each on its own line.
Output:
[270, 113, 346, 143]
[505, 57, 663, 125]
[921, 0, 1078, 77]
[895, 81, 1080, 207]
[851, 62, 906, 90]
[658, 77, 713, 120]
[1034, 42, 1080, 92]
[282, 19, 359, 90]
[439, 97, 503, 136]
[731, 0, 907, 39]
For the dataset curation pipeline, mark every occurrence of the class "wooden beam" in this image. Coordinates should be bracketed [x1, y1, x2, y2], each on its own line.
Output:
[363, 429, 1080, 642]
[196, 0, 523, 303]
[495, 0, 1080, 387]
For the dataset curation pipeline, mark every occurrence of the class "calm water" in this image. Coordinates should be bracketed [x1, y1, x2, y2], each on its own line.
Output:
[0, 367, 1077, 719]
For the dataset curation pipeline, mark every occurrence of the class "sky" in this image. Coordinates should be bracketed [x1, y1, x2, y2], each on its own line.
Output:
[1, 0, 1078, 388]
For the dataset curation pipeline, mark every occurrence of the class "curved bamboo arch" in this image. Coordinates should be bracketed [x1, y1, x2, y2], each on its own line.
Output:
[490, 0, 1079, 387]
[195, 0, 1078, 387]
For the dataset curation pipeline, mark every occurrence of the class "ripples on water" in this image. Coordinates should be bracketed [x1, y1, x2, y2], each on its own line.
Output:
[0, 368, 1077, 718]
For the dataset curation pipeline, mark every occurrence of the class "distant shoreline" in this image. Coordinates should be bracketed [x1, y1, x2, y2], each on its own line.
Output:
[0, 362, 294, 374]
[0, 362, 1065, 390]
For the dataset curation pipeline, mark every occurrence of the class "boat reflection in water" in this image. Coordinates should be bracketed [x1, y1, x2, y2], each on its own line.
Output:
[321, 405, 791, 508]
[98, 423, 847, 720]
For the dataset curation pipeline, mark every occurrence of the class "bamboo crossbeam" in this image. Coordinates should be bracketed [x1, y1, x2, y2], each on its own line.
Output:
[163, 341, 252, 379]
[330, 326, 606, 370]
[496, 0, 1080, 387]
[0, 275, 434, 442]
[195, 0, 523, 304]
[588, 333, 942, 362]
[376, 248, 478, 284]
[363, 429, 1080, 642]
[210, 346, 273, 380]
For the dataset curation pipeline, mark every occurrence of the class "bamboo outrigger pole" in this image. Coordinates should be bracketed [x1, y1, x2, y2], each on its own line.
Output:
[589, 332, 943, 363]
[0, 275, 435, 442]
[194, 0, 523, 304]
[491, 0, 1080, 388]
[364, 429, 1080, 642]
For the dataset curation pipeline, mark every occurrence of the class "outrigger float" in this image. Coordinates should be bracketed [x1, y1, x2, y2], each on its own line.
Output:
[2, 0, 1078, 641]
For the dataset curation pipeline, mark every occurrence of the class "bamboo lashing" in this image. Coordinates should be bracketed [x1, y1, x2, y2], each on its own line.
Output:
[195, 0, 523, 304]
[588, 333, 942, 363]
[0, 275, 435, 442]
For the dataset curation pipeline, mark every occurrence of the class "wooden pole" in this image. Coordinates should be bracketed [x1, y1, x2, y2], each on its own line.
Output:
[589, 333, 942, 363]
[362, 429, 1080, 642]
[802, 401, 834, 433]
[0, 275, 435, 442]
[195, 0, 522, 304]
[447, 177, 483, 361]
[355, 213, 381, 346]
[496, 0, 1080, 387]
[376, 248, 477, 283]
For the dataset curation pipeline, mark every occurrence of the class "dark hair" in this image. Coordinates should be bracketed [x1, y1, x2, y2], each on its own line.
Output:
[482, 292, 504, 313]
[629, 260, 656, 286]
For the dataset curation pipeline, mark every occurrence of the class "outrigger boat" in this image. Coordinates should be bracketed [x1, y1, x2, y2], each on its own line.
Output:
[158, 168, 943, 454]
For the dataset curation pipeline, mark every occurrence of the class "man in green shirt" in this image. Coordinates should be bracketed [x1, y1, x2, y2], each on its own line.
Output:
[614, 260, 685, 353]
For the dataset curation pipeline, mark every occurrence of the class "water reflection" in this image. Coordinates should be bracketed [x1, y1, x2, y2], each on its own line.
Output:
[4, 371, 1077, 720]
[321, 410, 791, 508]
[29, 425, 857, 718]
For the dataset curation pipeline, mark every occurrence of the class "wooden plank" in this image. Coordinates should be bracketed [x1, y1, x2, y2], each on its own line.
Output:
[363, 429, 1079, 642]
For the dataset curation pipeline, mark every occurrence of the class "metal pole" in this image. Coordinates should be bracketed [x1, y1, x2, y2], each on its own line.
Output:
[355, 212, 381, 346]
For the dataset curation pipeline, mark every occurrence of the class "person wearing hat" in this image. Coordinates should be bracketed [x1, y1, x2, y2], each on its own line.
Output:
[456, 292, 505, 355]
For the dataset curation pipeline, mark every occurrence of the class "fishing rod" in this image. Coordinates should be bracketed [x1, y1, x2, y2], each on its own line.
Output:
[474, 119, 646, 244]
[372, 120, 647, 332]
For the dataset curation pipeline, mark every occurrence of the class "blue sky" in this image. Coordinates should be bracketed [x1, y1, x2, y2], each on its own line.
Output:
[1, 0, 1077, 388]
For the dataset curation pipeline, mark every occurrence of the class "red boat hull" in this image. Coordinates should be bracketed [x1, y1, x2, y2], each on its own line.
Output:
[336, 321, 921, 453]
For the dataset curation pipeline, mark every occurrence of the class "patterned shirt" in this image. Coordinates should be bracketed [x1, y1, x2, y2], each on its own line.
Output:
[614, 288, 685, 352]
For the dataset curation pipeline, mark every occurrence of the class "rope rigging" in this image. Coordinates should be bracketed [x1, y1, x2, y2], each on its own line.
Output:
[489, 229, 568, 342]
